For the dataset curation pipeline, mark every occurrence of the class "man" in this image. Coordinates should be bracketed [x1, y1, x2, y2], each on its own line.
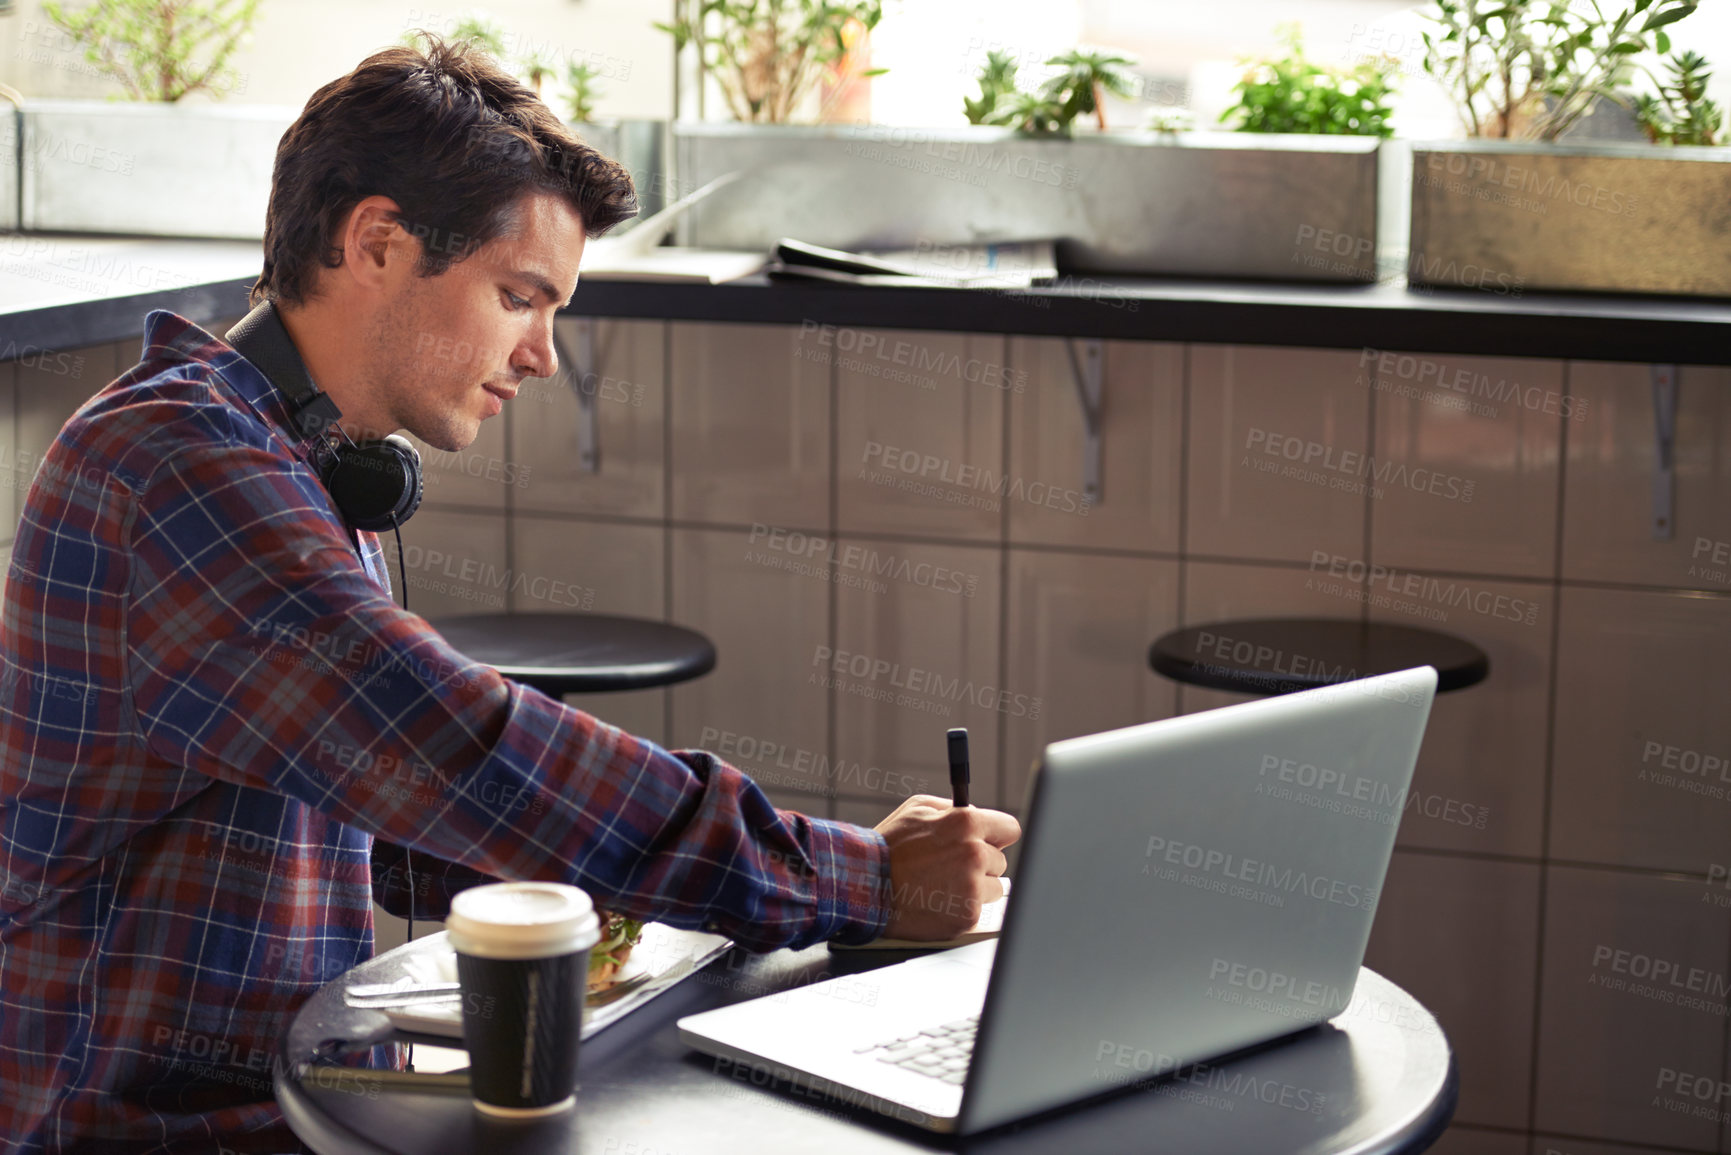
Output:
[0, 37, 1018, 1154]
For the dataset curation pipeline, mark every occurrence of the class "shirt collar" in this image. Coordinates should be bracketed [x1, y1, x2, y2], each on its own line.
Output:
[142, 308, 305, 450]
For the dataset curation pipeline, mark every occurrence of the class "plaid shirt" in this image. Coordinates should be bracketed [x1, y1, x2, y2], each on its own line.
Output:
[0, 311, 891, 1154]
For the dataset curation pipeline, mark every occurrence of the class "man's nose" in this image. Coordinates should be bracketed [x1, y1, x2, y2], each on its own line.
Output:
[513, 315, 557, 381]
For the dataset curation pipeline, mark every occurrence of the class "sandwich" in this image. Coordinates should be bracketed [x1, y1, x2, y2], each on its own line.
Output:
[588, 910, 646, 993]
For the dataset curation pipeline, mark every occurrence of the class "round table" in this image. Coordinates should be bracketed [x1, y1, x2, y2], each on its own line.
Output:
[429, 612, 717, 696]
[1150, 617, 1490, 696]
[276, 934, 1457, 1155]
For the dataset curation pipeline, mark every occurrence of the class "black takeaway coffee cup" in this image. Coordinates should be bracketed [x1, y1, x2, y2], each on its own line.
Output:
[446, 881, 600, 1116]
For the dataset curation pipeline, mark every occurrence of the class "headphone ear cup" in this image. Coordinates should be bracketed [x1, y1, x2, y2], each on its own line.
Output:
[381, 434, 424, 527]
[326, 434, 423, 532]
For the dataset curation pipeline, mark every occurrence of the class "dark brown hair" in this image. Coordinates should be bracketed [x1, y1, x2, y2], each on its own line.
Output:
[252, 35, 636, 308]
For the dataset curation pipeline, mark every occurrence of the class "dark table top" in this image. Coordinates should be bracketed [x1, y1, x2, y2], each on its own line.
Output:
[429, 613, 717, 696]
[566, 271, 1731, 365]
[275, 932, 1457, 1155]
[9, 235, 1730, 366]
[1150, 617, 1491, 696]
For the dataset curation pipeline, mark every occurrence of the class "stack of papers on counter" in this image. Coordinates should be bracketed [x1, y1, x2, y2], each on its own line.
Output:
[579, 248, 768, 284]
[769, 239, 1059, 289]
[576, 170, 764, 284]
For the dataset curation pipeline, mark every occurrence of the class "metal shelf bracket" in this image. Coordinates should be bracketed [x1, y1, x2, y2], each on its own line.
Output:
[554, 318, 601, 474]
[1064, 338, 1104, 505]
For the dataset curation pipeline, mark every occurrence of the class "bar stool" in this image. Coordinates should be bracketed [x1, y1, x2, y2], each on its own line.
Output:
[371, 612, 717, 920]
[429, 612, 716, 695]
[1149, 617, 1489, 696]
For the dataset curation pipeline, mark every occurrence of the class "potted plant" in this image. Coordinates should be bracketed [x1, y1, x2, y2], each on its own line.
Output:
[564, 60, 604, 123]
[962, 48, 1021, 128]
[1632, 51, 1722, 145]
[44, 0, 260, 102]
[673, 22, 1384, 286]
[1407, 0, 1731, 297]
[19, 4, 650, 241]
[1219, 25, 1398, 138]
[961, 47, 1138, 136]
[1210, 25, 1399, 282]
[22, 0, 290, 238]
[656, 0, 884, 125]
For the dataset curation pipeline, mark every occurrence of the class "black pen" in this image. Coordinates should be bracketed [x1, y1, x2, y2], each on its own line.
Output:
[946, 727, 970, 808]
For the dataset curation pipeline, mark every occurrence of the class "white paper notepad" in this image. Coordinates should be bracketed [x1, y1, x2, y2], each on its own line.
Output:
[830, 878, 1010, 952]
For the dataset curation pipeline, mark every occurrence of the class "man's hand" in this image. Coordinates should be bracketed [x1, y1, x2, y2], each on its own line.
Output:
[874, 794, 1021, 941]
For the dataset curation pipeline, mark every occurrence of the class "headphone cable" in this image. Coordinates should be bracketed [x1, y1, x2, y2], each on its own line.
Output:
[390, 515, 417, 1072]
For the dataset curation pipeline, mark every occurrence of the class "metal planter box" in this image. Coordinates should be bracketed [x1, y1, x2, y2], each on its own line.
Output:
[22, 100, 297, 239]
[1409, 140, 1731, 298]
[16, 104, 658, 242]
[573, 119, 672, 223]
[674, 123, 1382, 283]
[0, 108, 18, 232]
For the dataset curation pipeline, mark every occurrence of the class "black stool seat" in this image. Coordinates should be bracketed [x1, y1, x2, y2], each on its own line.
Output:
[1150, 617, 1489, 696]
[430, 612, 717, 697]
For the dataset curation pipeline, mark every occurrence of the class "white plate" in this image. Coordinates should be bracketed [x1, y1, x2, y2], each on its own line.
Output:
[373, 924, 733, 1040]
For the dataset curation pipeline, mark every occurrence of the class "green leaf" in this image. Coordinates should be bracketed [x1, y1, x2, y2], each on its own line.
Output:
[1643, 7, 1694, 31]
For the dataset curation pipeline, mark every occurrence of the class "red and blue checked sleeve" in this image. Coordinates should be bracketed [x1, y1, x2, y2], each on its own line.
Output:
[124, 432, 892, 951]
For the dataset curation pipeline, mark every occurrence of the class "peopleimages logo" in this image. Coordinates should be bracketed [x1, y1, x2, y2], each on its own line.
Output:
[1642, 740, 1729, 778]
[1590, 944, 1731, 1004]
[1407, 250, 1524, 296]
[0, 236, 194, 291]
[1308, 551, 1541, 627]
[810, 645, 1042, 720]
[1189, 628, 1362, 685]
[0, 341, 85, 379]
[1257, 753, 1490, 830]
[799, 321, 1028, 392]
[1358, 347, 1586, 421]
[14, 130, 135, 175]
[1244, 428, 1475, 502]
[697, 725, 926, 798]
[746, 524, 980, 597]
[421, 446, 532, 489]
[861, 441, 1091, 516]
[1689, 536, 1731, 587]
[1089, 1040, 1327, 1114]
[1651, 1068, 1731, 1126]
[1142, 835, 1377, 910]
[1291, 224, 1374, 276]
[1422, 151, 1640, 218]
[1206, 957, 1352, 1014]
[398, 546, 595, 608]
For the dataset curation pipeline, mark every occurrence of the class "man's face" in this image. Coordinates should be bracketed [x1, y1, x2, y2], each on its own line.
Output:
[366, 191, 585, 452]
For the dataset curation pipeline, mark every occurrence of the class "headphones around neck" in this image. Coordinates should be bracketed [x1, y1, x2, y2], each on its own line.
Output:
[225, 302, 423, 534]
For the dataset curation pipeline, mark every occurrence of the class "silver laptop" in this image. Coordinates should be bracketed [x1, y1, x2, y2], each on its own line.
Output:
[678, 666, 1438, 1134]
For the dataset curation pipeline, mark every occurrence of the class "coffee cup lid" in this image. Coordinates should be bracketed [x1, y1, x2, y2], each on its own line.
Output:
[446, 882, 601, 959]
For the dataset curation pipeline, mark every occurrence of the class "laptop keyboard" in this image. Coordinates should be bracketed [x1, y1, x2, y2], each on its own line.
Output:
[854, 1015, 978, 1085]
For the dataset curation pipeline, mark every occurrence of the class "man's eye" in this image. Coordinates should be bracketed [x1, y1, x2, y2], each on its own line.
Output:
[504, 292, 531, 310]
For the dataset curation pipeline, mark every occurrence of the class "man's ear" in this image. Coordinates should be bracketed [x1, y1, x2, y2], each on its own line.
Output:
[340, 195, 414, 291]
